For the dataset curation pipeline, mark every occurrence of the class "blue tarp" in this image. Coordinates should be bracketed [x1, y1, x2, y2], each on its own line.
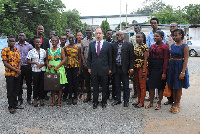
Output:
[0, 38, 8, 60]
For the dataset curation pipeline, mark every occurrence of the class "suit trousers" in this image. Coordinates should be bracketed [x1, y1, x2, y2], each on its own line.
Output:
[32, 71, 45, 99]
[19, 65, 32, 100]
[6, 76, 21, 109]
[91, 74, 108, 104]
[134, 68, 148, 104]
[114, 66, 130, 103]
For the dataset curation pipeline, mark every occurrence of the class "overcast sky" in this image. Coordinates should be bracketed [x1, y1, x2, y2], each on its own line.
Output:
[62, 0, 200, 16]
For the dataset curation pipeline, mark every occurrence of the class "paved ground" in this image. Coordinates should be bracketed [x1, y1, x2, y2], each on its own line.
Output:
[0, 57, 200, 134]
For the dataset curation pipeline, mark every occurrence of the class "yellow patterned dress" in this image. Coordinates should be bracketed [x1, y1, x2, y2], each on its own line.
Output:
[65, 45, 79, 68]
[46, 48, 67, 84]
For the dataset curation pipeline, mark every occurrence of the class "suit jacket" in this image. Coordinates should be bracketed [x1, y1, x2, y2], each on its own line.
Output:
[87, 41, 112, 76]
[29, 37, 49, 50]
[112, 41, 134, 74]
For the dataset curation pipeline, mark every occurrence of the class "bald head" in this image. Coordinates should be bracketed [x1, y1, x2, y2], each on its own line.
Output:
[170, 22, 179, 33]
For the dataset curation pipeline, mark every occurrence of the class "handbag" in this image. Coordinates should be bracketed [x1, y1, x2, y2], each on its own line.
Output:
[163, 83, 171, 97]
[44, 71, 60, 91]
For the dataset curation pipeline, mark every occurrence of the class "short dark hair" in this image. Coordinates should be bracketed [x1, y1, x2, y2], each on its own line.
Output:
[8, 36, 15, 40]
[18, 31, 26, 35]
[134, 24, 141, 28]
[150, 17, 159, 24]
[136, 32, 146, 44]
[37, 24, 43, 29]
[106, 29, 112, 33]
[33, 36, 40, 41]
[172, 29, 185, 40]
[60, 35, 67, 38]
[51, 36, 59, 41]
[155, 30, 164, 38]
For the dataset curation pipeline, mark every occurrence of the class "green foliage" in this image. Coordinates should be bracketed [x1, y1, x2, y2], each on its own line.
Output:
[131, 0, 166, 14]
[150, 5, 188, 24]
[132, 20, 138, 24]
[0, 0, 88, 40]
[100, 17, 110, 35]
[116, 22, 129, 29]
[183, 4, 200, 24]
[63, 9, 82, 34]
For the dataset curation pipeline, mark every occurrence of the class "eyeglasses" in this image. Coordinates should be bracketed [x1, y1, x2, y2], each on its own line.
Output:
[95, 32, 103, 35]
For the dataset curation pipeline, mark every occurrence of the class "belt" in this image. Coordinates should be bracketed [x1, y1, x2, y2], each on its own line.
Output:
[116, 64, 122, 67]
[171, 58, 184, 60]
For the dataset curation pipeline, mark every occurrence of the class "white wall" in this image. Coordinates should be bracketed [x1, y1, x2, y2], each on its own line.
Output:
[189, 27, 200, 40]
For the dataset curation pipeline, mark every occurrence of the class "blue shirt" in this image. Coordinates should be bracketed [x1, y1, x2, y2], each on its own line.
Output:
[146, 30, 167, 48]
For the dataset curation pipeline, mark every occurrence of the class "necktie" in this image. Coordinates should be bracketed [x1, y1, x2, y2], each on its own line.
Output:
[97, 41, 100, 56]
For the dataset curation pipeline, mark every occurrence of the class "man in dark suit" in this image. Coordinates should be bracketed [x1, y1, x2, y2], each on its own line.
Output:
[87, 28, 112, 109]
[111, 31, 134, 107]
[29, 24, 49, 50]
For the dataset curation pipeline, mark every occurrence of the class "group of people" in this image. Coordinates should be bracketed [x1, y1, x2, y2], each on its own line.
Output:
[1, 17, 189, 114]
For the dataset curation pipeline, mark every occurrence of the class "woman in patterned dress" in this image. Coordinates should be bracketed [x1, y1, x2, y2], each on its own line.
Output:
[132, 32, 148, 108]
[64, 34, 81, 105]
[46, 36, 67, 108]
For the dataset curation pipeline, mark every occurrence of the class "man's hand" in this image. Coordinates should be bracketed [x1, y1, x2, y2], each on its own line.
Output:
[161, 74, 166, 80]
[88, 69, 91, 74]
[128, 69, 134, 75]
[15, 69, 21, 75]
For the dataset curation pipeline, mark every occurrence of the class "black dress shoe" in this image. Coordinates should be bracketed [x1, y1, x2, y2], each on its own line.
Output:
[27, 100, 33, 105]
[15, 105, 24, 109]
[93, 103, 98, 109]
[34, 104, 38, 107]
[102, 103, 107, 108]
[44, 95, 50, 100]
[164, 101, 173, 105]
[111, 100, 122, 106]
[18, 99, 23, 106]
[124, 102, 129, 107]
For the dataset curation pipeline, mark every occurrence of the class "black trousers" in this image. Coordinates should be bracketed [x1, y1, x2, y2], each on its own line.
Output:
[66, 67, 79, 99]
[6, 76, 21, 109]
[32, 71, 45, 99]
[19, 65, 32, 100]
[91, 74, 108, 104]
[84, 67, 91, 97]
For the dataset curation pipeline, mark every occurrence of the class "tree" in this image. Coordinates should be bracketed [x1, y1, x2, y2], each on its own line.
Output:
[100, 17, 110, 35]
[131, 0, 166, 14]
[150, 5, 188, 24]
[0, 0, 67, 39]
[132, 20, 138, 24]
[0, 0, 88, 39]
[116, 22, 129, 29]
[62, 9, 82, 34]
[183, 4, 200, 24]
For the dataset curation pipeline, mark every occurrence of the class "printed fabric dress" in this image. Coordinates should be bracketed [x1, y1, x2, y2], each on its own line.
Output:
[46, 48, 67, 84]
[167, 43, 190, 89]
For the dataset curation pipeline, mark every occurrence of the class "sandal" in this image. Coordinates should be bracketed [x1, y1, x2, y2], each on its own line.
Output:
[172, 106, 180, 114]
[48, 103, 55, 107]
[155, 104, 161, 110]
[169, 106, 175, 112]
[145, 104, 153, 109]
[56, 103, 61, 108]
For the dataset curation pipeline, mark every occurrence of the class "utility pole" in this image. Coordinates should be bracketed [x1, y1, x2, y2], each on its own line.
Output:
[126, 3, 127, 27]
[120, 0, 122, 30]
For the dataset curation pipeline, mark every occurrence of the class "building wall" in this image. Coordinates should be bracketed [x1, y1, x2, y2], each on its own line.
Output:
[81, 15, 149, 30]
